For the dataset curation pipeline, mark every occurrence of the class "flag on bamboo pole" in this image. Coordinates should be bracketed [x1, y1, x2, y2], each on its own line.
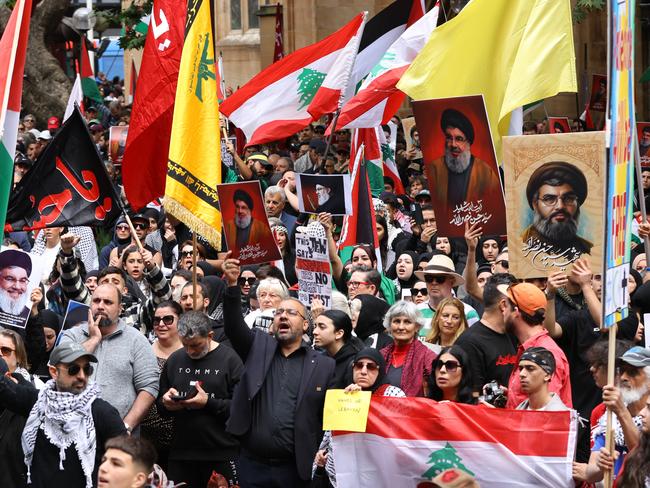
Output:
[80, 38, 103, 104]
[122, 0, 186, 211]
[0, 0, 32, 232]
[164, 0, 222, 248]
[396, 0, 577, 159]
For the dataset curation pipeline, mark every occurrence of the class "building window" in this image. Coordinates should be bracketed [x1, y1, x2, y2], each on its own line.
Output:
[247, 0, 259, 28]
[227, 0, 258, 32]
[230, 0, 242, 30]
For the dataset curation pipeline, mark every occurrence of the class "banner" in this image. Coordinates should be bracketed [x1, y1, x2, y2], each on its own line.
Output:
[109, 125, 128, 164]
[413, 95, 505, 237]
[332, 397, 578, 488]
[602, 0, 636, 327]
[5, 108, 121, 232]
[502, 132, 605, 279]
[295, 232, 332, 308]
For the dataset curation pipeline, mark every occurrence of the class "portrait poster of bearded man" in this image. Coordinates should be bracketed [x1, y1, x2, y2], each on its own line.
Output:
[0, 249, 43, 329]
[217, 180, 282, 265]
[502, 131, 605, 279]
[295, 173, 352, 216]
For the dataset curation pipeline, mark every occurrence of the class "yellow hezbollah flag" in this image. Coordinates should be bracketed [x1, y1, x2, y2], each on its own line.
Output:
[396, 0, 577, 158]
[165, 0, 221, 247]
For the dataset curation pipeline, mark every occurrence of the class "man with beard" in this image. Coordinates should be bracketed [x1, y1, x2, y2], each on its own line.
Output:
[158, 311, 243, 487]
[223, 189, 268, 252]
[222, 256, 336, 487]
[425, 108, 502, 219]
[0, 250, 32, 326]
[60, 284, 159, 432]
[521, 161, 592, 257]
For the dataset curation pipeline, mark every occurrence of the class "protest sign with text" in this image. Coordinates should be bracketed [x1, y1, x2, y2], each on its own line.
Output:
[295, 231, 332, 308]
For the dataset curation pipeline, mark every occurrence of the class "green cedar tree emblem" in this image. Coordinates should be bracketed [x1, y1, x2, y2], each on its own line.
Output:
[369, 51, 397, 79]
[297, 68, 327, 110]
[381, 142, 394, 163]
[421, 442, 475, 479]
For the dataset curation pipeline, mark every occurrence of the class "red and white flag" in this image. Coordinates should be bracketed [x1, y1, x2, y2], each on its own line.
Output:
[333, 2, 440, 131]
[220, 13, 365, 146]
[63, 74, 84, 121]
[122, 0, 186, 211]
[332, 398, 578, 488]
[216, 52, 226, 103]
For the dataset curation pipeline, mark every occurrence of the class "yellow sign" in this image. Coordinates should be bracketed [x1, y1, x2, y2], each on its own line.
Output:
[323, 389, 371, 432]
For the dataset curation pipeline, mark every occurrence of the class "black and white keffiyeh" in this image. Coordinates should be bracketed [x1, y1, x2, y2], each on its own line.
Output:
[22, 379, 100, 488]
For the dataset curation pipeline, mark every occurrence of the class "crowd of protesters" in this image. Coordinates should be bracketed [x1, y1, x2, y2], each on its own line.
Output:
[2, 82, 650, 488]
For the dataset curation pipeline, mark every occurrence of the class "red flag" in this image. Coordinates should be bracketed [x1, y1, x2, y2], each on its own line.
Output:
[273, 3, 284, 62]
[122, 0, 186, 211]
[129, 58, 138, 103]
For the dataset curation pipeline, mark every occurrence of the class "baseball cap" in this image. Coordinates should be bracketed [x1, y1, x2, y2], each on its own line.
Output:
[89, 123, 104, 133]
[14, 152, 32, 167]
[619, 346, 650, 367]
[49, 342, 98, 366]
[496, 282, 547, 316]
[38, 130, 52, 141]
[28, 128, 40, 139]
[47, 116, 60, 130]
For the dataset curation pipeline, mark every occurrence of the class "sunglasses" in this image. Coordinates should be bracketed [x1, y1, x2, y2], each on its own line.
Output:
[180, 250, 194, 257]
[133, 222, 149, 230]
[116, 224, 129, 231]
[436, 360, 461, 372]
[0, 346, 15, 356]
[153, 315, 176, 326]
[495, 259, 509, 269]
[65, 363, 94, 376]
[424, 275, 448, 284]
[353, 361, 379, 372]
[238, 277, 256, 286]
[411, 288, 428, 296]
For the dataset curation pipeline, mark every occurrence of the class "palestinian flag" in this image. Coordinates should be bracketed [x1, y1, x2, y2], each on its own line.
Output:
[0, 0, 32, 231]
[332, 398, 578, 488]
[334, 2, 440, 130]
[382, 121, 405, 193]
[350, 128, 383, 197]
[220, 13, 365, 145]
[80, 38, 102, 104]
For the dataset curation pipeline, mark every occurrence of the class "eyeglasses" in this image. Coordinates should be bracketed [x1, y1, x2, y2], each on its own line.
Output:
[445, 135, 468, 144]
[436, 360, 461, 372]
[65, 363, 94, 377]
[274, 308, 306, 319]
[116, 224, 129, 231]
[411, 288, 428, 296]
[133, 222, 149, 230]
[537, 193, 579, 207]
[495, 259, 509, 269]
[348, 280, 371, 289]
[0, 346, 15, 356]
[153, 315, 176, 326]
[353, 361, 379, 372]
[1, 275, 29, 286]
[424, 275, 448, 284]
[238, 277, 256, 286]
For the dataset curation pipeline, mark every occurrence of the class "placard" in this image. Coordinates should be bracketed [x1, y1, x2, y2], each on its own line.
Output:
[55, 300, 90, 346]
[502, 132, 605, 279]
[589, 74, 608, 112]
[295, 232, 332, 308]
[548, 117, 571, 134]
[0, 249, 42, 329]
[402, 116, 422, 159]
[295, 174, 352, 216]
[323, 389, 371, 432]
[636, 122, 650, 166]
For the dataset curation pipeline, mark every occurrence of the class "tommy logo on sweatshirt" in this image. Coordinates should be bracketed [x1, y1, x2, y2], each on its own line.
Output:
[178, 368, 221, 375]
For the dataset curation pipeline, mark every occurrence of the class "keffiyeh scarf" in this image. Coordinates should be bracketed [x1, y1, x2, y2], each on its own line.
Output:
[22, 379, 100, 488]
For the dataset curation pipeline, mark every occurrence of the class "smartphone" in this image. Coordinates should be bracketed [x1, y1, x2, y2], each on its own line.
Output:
[410, 203, 424, 225]
[171, 381, 202, 402]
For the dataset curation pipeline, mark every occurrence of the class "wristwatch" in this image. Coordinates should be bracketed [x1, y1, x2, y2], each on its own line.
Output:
[124, 422, 132, 434]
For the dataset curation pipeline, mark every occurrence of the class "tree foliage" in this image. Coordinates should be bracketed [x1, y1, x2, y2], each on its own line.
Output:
[113, 0, 152, 50]
[573, 0, 606, 24]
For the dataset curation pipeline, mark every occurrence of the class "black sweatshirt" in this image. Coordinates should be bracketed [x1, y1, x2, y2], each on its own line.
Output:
[157, 344, 244, 461]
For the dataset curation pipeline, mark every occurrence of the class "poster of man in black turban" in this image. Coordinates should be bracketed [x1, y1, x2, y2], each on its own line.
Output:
[0, 249, 42, 329]
[413, 95, 506, 237]
[502, 132, 605, 279]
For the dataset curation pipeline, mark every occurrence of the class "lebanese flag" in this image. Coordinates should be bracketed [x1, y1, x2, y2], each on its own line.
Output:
[122, 0, 186, 211]
[220, 13, 365, 146]
[334, 2, 440, 131]
[0, 0, 31, 231]
[338, 143, 380, 255]
[307, 13, 367, 120]
[351, 127, 383, 197]
[332, 398, 578, 488]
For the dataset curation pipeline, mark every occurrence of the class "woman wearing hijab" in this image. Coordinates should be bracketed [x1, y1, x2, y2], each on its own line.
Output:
[33, 310, 62, 381]
[312, 348, 405, 487]
[349, 294, 392, 350]
[387, 251, 419, 295]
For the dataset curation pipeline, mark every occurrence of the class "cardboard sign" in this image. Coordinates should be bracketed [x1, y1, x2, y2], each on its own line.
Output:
[295, 173, 352, 216]
[502, 132, 605, 279]
[589, 74, 607, 112]
[109, 125, 128, 164]
[0, 249, 42, 329]
[55, 300, 90, 346]
[323, 389, 371, 432]
[636, 122, 650, 166]
[295, 232, 332, 308]
[413, 95, 505, 237]
[548, 117, 571, 134]
[402, 116, 422, 159]
[217, 181, 282, 265]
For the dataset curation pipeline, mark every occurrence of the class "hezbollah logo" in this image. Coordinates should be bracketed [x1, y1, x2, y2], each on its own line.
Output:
[297, 68, 326, 110]
[420, 442, 475, 481]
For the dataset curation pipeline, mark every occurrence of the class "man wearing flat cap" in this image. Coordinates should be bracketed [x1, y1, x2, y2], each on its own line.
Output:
[223, 188, 269, 252]
[521, 161, 593, 257]
[425, 108, 502, 218]
[0, 249, 33, 323]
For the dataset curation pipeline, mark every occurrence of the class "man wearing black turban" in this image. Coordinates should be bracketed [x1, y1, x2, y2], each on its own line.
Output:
[521, 161, 593, 256]
[425, 108, 503, 219]
[0, 249, 32, 324]
[223, 188, 269, 252]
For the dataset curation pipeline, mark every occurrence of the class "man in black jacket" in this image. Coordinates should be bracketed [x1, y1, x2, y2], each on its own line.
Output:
[222, 255, 336, 487]
[0, 342, 125, 488]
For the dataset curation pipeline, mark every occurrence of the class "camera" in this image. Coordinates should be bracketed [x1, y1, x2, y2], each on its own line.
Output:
[481, 381, 507, 408]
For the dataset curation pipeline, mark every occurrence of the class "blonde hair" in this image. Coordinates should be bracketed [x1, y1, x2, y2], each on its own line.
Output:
[425, 297, 468, 345]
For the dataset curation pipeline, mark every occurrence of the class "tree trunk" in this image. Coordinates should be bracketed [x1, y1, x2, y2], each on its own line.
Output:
[0, 0, 72, 124]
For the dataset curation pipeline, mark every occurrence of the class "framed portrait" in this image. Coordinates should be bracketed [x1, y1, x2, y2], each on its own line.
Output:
[0, 249, 42, 329]
[295, 174, 352, 215]
[548, 117, 571, 134]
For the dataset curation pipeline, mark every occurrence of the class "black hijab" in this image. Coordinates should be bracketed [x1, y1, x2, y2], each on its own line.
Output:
[354, 294, 389, 341]
[352, 347, 389, 393]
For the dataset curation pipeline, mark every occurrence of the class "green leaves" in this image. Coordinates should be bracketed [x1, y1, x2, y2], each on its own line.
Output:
[573, 0, 606, 24]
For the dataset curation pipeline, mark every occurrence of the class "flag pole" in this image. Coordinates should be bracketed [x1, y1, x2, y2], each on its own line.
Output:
[123, 212, 145, 252]
[0, 0, 28, 141]
[634, 136, 650, 252]
[323, 108, 341, 158]
[192, 233, 198, 310]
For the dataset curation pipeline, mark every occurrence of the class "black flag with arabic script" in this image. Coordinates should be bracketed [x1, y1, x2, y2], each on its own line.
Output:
[4, 107, 121, 231]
